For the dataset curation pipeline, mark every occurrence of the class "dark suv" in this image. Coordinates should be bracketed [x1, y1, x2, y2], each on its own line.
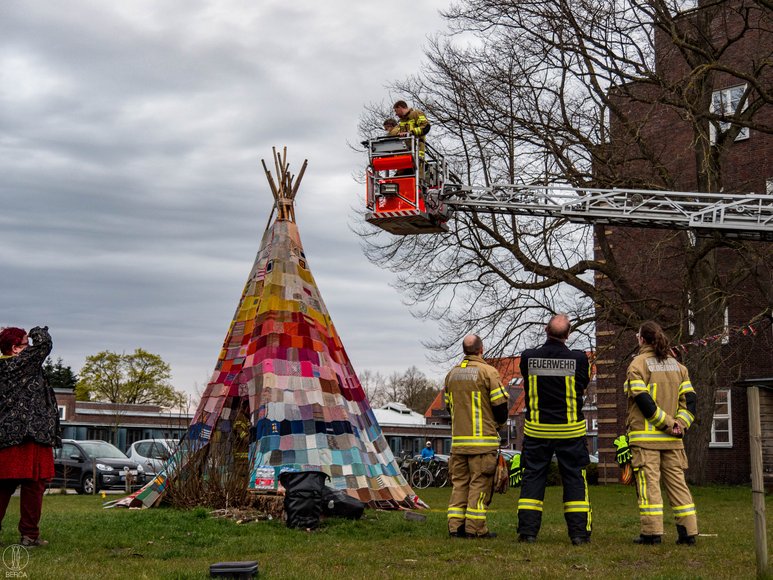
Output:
[51, 439, 148, 494]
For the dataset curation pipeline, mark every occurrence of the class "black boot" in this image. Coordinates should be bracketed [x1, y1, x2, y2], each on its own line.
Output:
[449, 525, 466, 538]
[675, 525, 696, 546]
[633, 534, 662, 545]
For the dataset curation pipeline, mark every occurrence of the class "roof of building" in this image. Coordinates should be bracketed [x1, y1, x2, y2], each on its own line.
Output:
[374, 402, 428, 426]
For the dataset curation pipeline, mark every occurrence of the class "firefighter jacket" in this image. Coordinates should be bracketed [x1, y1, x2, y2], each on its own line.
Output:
[624, 345, 696, 450]
[397, 108, 430, 138]
[520, 338, 591, 439]
[444, 355, 508, 455]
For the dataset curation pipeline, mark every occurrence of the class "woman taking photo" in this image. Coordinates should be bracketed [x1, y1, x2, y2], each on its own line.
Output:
[0, 326, 59, 547]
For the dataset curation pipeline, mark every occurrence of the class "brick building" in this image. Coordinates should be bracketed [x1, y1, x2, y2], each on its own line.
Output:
[594, 1, 773, 484]
[54, 387, 191, 452]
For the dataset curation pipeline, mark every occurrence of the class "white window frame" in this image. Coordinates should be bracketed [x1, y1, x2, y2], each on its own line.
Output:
[710, 84, 749, 144]
[709, 388, 733, 448]
[58, 405, 66, 420]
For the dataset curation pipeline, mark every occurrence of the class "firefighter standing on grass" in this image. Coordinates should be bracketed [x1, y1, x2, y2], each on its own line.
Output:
[517, 314, 592, 546]
[625, 320, 698, 545]
[445, 334, 509, 539]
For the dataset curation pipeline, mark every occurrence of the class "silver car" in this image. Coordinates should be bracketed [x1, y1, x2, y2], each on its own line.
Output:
[126, 439, 178, 474]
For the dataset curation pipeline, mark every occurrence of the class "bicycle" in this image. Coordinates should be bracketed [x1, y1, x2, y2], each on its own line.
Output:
[410, 457, 449, 489]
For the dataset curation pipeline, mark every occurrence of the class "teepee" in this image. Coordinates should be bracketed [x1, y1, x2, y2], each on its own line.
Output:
[115, 148, 422, 510]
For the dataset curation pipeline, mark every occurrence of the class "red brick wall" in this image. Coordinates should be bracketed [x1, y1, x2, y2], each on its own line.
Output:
[595, 1, 773, 483]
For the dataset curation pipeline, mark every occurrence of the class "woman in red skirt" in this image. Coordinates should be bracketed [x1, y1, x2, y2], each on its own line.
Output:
[0, 326, 59, 547]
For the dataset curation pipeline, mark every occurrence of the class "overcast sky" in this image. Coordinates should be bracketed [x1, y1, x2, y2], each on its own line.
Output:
[0, 1, 454, 395]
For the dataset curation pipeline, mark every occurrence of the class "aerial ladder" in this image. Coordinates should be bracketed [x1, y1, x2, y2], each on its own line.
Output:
[364, 135, 773, 241]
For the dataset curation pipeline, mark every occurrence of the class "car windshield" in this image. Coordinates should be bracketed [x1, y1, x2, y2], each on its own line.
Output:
[78, 442, 128, 460]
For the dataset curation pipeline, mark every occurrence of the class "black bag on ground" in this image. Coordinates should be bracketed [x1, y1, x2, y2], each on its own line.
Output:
[279, 471, 327, 530]
[321, 486, 365, 520]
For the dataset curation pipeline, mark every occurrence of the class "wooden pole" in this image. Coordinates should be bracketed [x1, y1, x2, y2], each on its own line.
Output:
[747, 385, 769, 577]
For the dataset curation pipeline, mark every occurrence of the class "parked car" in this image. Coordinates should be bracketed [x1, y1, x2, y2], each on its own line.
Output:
[126, 439, 179, 474]
[51, 439, 148, 494]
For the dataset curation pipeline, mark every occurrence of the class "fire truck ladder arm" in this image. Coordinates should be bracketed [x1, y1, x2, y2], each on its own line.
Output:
[440, 184, 773, 241]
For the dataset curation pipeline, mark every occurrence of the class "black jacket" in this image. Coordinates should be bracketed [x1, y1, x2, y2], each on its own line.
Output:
[520, 338, 591, 438]
[0, 326, 61, 450]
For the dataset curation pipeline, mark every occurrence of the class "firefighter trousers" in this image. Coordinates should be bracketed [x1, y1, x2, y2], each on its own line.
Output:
[517, 435, 592, 539]
[632, 447, 698, 536]
[447, 451, 498, 537]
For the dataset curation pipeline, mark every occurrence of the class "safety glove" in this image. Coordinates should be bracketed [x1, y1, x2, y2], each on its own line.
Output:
[614, 434, 634, 485]
[509, 453, 523, 487]
[614, 435, 632, 466]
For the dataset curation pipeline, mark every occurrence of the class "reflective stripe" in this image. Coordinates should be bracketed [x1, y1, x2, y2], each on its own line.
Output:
[676, 409, 694, 429]
[518, 498, 543, 511]
[639, 504, 664, 515]
[679, 381, 695, 395]
[461, 360, 468, 368]
[629, 431, 680, 443]
[447, 507, 466, 519]
[563, 501, 590, 513]
[472, 391, 482, 437]
[452, 436, 500, 446]
[636, 468, 648, 507]
[648, 407, 667, 429]
[490, 385, 508, 403]
[524, 420, 586, 439]
[565, 375, 577, 422]
[672, 503, 696, 517]
[582, 468, 592, 531]
[626, 379, 648, 394]
[528, 375, 539, 422]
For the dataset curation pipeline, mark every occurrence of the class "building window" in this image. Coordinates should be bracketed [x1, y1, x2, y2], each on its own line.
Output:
[58, 405, 66, 420]
[709, 388, 733, 448]
[767, 177, 773, 195]
[710, 85, 749, 143]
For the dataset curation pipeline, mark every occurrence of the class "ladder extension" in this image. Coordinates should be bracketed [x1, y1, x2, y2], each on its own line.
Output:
[442, 184, 773, 241]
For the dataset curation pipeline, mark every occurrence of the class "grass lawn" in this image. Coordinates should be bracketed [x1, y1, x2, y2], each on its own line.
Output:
[1, 485, 771, 579]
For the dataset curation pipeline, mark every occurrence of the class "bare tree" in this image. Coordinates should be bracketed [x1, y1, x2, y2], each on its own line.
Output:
[358, 0, 773, 481]
[360, 369, 389, 408]
[392, 366, 440, 414]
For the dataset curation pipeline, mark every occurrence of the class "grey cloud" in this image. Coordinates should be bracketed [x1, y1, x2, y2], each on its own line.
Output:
[1, 0, 448, 392]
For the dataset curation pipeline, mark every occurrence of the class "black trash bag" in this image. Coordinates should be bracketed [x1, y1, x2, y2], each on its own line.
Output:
[279, 471, 327, 529]
[321, 486, 366, 520]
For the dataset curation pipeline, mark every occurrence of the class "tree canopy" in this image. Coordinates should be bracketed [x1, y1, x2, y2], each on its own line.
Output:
[76, 348, 185, 408]
[43, 357, 78, 390]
